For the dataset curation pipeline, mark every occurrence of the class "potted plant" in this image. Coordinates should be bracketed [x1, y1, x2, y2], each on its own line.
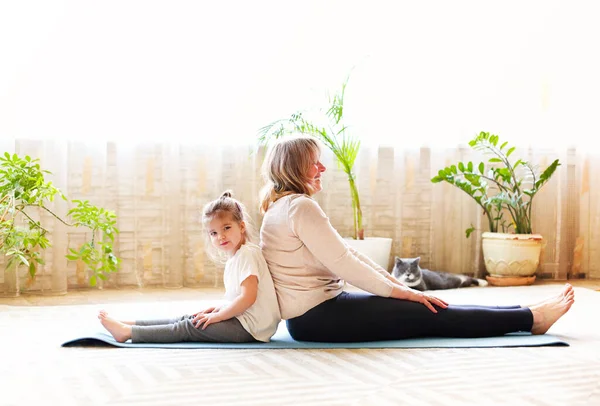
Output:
[258, 77, 393, 271]
[0, 152, 120, 296]
[431, 131, 560, 285]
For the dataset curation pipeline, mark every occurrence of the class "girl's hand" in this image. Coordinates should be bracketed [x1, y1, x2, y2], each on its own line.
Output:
[193, 276, 257, 330]
[192, 306, 220, 317]
[193, 311, 224, 329]
[390, 286, 449, 313]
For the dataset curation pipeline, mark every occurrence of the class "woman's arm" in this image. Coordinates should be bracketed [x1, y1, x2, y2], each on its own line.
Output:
[346, 245, 390, 276]
[346, 245, 407, 287]
[289, 197, 394, 297]
[193, 276, 258, 329]
[291, 197, 447, 312]
[347, 245, 447, 312]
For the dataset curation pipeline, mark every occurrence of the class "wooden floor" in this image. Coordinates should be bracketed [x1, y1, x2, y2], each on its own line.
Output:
[1, 282, 599, 406]
[1, 279, 598, 306]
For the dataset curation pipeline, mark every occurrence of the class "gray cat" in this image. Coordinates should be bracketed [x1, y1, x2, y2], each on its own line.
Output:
[392, 256, 488, 291]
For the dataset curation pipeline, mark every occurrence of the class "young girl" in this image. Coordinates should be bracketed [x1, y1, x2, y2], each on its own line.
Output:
[98, 191, 281, 343]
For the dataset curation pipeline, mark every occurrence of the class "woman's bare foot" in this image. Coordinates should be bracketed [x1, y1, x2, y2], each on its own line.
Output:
[530, 284, 575, 335]
[524, 283, 574, 308]
[98, 311, 133, 343]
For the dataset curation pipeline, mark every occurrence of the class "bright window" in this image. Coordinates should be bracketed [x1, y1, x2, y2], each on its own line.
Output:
[1, 0, 598, 147]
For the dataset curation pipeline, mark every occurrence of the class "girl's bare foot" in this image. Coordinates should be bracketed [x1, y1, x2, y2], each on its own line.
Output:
[98, 310, 135, 326]
[98, 311, 133, 343]
[530, 284, 575, 335]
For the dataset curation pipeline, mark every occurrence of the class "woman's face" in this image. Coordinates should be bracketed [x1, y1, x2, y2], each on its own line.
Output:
[306, 151, 326, 194]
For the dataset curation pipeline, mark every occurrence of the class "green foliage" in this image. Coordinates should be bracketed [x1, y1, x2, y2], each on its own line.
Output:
[0, 152, 120, 286]
[65, 200, 120, 286]
[258, 77, 365, 239]
[431, 131, 560, 237]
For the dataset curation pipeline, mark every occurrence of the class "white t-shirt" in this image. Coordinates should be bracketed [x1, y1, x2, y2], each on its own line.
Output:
[223, 242, 281, 342]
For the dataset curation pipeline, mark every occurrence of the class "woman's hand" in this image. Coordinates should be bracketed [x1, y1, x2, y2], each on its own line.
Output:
[193, 311, 224, 329]
[390, 286, 449, 313]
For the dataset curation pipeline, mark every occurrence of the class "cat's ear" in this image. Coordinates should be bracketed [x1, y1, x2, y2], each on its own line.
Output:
[415, 257, 421, 264]
[394, 256, 402, 264]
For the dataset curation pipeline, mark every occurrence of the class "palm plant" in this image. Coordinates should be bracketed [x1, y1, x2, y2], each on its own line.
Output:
[258, 78, 365, 239]
[431, 131, 560, 237]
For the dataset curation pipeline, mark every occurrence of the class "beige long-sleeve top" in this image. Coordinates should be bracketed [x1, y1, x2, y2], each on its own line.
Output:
[260, 194, 394, 320]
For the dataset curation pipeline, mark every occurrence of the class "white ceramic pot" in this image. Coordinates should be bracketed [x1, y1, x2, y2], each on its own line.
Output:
[481, 232, 543, 277]
[344, 237, 393, 272]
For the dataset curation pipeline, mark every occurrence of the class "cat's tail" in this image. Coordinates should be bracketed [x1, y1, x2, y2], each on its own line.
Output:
[475, 278, 488, 287]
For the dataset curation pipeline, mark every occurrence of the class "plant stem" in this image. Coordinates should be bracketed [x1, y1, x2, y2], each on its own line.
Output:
[15, 206, 49, 234]
[464, 171, 521, 232]
[525, 162, 538, 233]
[471, 173, 512, 194]
[347, 174, 363, 239]
[465, 192, 495, 233]
[484, 140, 532, 232]
[33, 205, 76, 227]
[0, 194, 12, 222]
[486, 142, 524, 197]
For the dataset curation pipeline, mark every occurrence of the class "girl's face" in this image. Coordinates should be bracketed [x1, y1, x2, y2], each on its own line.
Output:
[207, 212, 246, 256]
[306, 151, 326, 195]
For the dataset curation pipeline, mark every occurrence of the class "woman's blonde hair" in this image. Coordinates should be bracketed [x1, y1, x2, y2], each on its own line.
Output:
[201, 190, 255, 264]
[259, 136, 322, 214]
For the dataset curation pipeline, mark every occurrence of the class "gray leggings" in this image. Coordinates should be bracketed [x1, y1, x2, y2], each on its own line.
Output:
[131, 315, 257, 343]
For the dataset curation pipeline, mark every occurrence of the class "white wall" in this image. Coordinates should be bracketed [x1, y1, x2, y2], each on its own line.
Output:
[1, 0, 599, 147]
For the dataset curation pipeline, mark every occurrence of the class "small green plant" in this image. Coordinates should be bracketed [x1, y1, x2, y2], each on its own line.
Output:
[258, 77, 365, 239]
[431, 131, 560, 238]
[0, 152, 120, 286]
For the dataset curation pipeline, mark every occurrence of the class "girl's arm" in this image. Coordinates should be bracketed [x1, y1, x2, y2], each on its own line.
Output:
[192, 275, 258, 329]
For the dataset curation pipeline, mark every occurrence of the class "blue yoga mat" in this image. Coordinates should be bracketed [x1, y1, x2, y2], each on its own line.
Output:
[62, 323, 568, 349]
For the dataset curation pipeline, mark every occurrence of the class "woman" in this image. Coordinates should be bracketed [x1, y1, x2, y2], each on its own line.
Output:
[259, 136, 574, 342]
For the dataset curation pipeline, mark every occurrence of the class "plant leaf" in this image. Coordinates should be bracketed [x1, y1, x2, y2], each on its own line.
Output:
[465, 225, 475, 238]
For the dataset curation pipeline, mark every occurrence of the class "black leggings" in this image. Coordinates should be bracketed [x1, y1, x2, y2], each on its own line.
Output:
[286, 291, 534, 342]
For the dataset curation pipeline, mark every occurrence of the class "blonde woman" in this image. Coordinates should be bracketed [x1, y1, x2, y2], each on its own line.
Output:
[259, 136, 574, 342]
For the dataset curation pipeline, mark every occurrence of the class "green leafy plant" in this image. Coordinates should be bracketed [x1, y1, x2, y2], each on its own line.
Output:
[258, 77, 365, 239]
[431, 131, 560, 238]
[0, 152, 120, 286]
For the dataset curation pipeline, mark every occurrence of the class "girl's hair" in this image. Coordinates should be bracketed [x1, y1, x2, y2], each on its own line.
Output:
[201, 190, 255, 264]
[259, 135, 322, 214]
